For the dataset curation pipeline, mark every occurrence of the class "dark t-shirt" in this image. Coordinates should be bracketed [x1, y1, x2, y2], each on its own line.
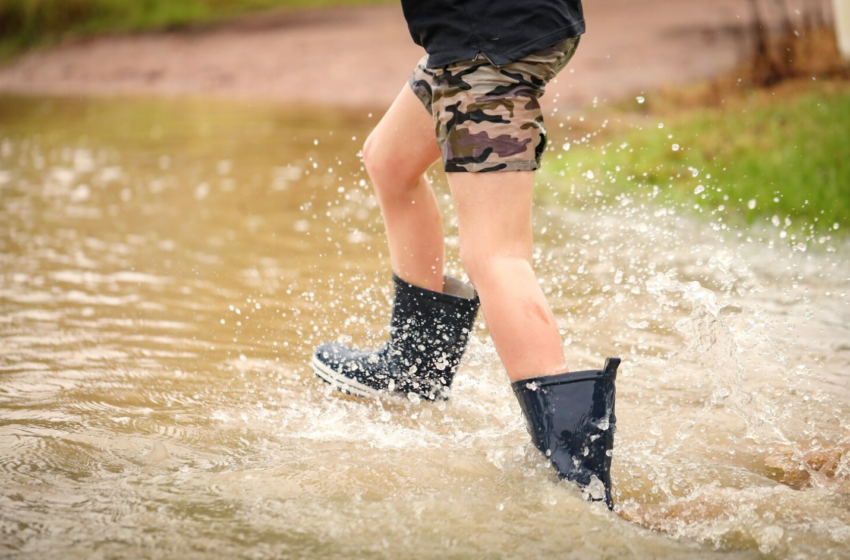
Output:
[400, 0, 585, 68]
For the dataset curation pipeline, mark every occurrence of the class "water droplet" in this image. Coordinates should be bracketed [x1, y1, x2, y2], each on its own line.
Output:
[194, 183, 210, 200]
[70, 184, 90, 202]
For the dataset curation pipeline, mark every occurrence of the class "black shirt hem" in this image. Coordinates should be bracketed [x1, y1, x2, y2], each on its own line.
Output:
[424, 20, 585, 69]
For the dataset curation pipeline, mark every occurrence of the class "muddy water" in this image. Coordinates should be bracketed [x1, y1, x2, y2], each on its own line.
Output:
[0, 95, 848, 560]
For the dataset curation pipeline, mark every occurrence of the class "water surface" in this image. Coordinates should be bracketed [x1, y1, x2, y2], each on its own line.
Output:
[1, 95, 849, 559]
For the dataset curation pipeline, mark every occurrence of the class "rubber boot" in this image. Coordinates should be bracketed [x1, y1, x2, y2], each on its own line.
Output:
[312, 273, 480, 401]
[512, 358, 620, 510]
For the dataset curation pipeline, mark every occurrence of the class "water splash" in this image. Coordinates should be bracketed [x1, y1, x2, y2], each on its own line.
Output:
[0, 96, 848, 559]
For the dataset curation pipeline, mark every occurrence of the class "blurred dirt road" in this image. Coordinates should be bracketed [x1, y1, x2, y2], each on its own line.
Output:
[0, 0, 751, 109]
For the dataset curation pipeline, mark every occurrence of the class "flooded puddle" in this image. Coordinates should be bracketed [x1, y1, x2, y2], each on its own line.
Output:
[0, 95, 848, 559]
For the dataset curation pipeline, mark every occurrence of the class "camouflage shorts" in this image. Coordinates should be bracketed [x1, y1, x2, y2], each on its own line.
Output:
[408, 36, 580, 173]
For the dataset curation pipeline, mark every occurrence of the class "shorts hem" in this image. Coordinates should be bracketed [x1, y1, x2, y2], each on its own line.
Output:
[445, 160, 539, 173]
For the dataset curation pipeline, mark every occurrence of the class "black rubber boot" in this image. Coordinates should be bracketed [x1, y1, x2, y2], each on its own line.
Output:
[312, 274, 480, 401]
[512, 358, 620, 510]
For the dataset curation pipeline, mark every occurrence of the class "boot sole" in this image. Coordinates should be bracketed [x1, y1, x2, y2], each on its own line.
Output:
[310, 355, 384, 399]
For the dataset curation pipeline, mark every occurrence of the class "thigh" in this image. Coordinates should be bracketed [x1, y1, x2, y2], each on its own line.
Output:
[366, 81, 441, 179]
[432, 36, 579, 173]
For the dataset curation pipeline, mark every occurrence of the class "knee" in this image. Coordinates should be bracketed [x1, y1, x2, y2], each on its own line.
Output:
[460, 243, 529, 289]
[459, 245, 494, 288]
[362, 133, 422, 197]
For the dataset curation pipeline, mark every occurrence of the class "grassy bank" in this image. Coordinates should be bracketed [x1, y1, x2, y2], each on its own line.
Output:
[0, 0, 385, 58]
[542, 80, 850, 237]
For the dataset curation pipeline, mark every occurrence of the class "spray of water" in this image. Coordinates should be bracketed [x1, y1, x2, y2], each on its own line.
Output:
[0, 97, 848, 558]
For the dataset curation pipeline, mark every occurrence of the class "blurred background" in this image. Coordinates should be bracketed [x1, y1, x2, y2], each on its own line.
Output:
[0, 0, 847, 107]
[1, 1, 849, 559]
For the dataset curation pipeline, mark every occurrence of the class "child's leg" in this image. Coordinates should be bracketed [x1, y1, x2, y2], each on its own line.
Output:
[362, 84, 444, 292]
[312, 79, 482, 401]
[447, 170, 567, 381]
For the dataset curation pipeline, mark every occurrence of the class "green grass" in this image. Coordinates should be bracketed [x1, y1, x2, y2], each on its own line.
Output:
[0, 0, 386, 58]
[542, 82, 850, 237]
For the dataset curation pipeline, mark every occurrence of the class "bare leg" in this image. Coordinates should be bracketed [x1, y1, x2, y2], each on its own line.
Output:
[363, 84, 444, 292]
[448, 171, 567, 381]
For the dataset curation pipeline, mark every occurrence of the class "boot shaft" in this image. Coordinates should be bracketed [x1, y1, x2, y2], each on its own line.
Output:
[512, 358, 620, 508]
[389, 274, 480, 395]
